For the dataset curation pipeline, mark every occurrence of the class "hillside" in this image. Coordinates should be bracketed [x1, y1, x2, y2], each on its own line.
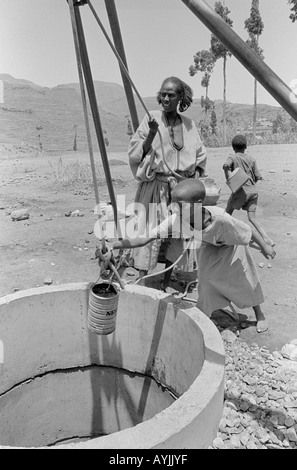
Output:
[0, 74, 281, 153]
[0, 74, 130, 153]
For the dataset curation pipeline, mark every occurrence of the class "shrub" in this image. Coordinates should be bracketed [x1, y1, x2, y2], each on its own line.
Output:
[48, 157, 103, 188]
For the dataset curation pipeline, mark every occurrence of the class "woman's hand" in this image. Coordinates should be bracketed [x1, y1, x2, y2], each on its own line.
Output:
[142, 118, 159, 158]
[148, 118, 159, 135]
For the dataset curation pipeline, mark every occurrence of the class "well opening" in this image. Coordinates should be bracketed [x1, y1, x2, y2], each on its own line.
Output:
[0, 365, 176, 448]
[0, 283, 225, 449]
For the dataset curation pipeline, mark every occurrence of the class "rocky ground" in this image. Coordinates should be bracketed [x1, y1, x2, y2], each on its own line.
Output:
[1, 142, 297, 450]
[211, 331, 297, 449]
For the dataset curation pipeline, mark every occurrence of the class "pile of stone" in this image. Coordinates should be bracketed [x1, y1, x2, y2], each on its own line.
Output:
[211, 332, 297, 449]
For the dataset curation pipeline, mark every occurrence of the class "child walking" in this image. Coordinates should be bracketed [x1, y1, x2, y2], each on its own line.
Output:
[223, 134, 275, 247]
[99, 179, 276, 334]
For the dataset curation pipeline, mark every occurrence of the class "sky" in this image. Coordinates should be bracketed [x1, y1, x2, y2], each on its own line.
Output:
[0, 0, 296, 107]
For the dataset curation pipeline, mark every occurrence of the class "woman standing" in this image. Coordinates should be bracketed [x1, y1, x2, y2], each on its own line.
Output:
[128, 76, 207, 287]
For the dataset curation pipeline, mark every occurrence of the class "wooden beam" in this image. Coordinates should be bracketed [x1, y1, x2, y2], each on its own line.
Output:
[104, 0, 139, 132]
[181, 0, 297, 121]
[74, 4, 122, 236]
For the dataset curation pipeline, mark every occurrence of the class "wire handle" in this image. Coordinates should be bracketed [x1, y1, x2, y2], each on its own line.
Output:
[134, 239, 193, 285]
[96, 248, 125, 290]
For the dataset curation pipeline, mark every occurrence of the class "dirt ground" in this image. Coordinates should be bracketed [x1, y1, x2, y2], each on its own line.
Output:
[1, 142, 297, 353]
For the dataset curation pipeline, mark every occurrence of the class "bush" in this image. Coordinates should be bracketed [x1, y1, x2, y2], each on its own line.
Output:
[48, 157, 103, 188]
[258, 131, 297, 145]
[202, 127, 297, 147]
[202, 127, 238, 148]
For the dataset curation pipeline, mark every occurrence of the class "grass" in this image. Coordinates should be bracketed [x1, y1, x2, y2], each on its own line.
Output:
[48, 157, 103, 188]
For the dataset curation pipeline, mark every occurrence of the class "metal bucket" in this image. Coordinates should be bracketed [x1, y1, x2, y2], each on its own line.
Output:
[88, 281, 120, 335]
[226, 168, 250, 193]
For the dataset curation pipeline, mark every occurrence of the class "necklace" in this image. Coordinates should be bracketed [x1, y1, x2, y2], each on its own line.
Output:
[165, 113, 183, 150]
[165, 113, 179, 140]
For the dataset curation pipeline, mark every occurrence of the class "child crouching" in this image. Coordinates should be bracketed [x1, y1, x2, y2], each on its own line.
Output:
[99, 179, 276, 333]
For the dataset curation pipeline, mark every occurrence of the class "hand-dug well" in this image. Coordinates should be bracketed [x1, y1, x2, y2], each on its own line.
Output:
[0, 283, 225, 449]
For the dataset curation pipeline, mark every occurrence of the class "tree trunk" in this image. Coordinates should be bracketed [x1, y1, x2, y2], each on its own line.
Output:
[223, 55, 227, 145]
[252, 34, 260, 145]
[204, 85, 208, 121]
[253, 77, 258, 144]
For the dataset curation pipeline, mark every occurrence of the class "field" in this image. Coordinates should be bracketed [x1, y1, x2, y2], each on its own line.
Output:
[1, 142, 297, 352]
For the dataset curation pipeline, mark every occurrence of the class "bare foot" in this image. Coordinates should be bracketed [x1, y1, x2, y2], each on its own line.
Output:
[256, 319, 269, 333]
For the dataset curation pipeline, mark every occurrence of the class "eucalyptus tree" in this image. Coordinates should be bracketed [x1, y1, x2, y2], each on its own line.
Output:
[189, 49, 216, 128]
[288, 0, 297, 22]
[210, 1, 233, 144]
[244, 0, 264, 144]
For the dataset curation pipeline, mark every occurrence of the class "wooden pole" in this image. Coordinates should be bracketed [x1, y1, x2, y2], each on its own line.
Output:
[104, 0, 139, 132]
[68, 0, 99, 205]
[85, 0, 182, 179]
[73, 4, 122, 237]
[68, 0, 108, 251]
[86, 0, 151, 119]
[181, 0, 297, 122]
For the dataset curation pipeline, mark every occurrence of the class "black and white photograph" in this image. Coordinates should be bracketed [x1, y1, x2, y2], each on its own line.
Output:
[0, 0, 297, 452]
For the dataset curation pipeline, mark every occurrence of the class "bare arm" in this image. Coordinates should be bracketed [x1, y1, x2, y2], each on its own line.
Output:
[250, 228, 276, 259]
[110, 212, 175, 250]
[253, 159, 263, 182]
[111, 236, 154, 250]
[223, 163, 230, 180]
[96, 236, 154, 271]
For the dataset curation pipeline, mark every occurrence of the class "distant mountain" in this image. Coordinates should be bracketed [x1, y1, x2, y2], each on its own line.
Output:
[0, 74, 130, 153]
[0, 74, 281, 153]
[57, 81, 128, 106]
[0, 73, 43, 89]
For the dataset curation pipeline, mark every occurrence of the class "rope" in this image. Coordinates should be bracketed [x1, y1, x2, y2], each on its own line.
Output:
[68, 0, 126, 284]
[134, 239, 193, 285]
[86, 0, 184, 181]
[68, 0, 106, 250]
[73, 0, 187, 287]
